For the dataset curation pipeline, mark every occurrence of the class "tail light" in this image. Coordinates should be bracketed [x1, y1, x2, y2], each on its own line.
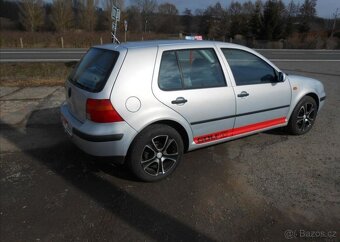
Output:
[86, 99, 123, 123]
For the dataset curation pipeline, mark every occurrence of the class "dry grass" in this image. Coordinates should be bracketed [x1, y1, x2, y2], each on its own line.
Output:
[0, 63, 72, 87]
[1, 30, 339, 49]
[0, 31, 180, 48]
[0, 31, 111, 48]
[286, 32, 330, 49]
[0, 79, 65, 87]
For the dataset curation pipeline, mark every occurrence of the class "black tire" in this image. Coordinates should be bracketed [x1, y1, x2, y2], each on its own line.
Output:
[127, 124, 184, 182]
[287, 96, 317, 135]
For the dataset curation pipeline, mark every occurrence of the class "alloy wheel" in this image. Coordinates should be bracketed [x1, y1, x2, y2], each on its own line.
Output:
[296, 102, 315, 132]
[141, 135, 179, 176]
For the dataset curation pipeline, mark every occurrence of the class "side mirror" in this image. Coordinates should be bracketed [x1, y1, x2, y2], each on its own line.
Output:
[278, 72, 286, 82]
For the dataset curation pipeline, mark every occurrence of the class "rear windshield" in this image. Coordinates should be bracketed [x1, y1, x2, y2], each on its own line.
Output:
[68, 48, 119, 92]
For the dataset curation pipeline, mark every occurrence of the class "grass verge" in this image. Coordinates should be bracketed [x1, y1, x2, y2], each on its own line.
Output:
[0, 63, 73, 87]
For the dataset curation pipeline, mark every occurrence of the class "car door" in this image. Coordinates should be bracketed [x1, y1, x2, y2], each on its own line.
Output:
[221, 48, 291, 135]
[152, 46, 236, 144]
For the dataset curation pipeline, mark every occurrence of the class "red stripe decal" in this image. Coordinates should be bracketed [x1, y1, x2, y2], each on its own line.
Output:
[194, 117, 286, 144]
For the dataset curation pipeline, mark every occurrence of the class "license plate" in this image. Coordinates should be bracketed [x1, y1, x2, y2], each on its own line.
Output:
[61, 115, 72, 137]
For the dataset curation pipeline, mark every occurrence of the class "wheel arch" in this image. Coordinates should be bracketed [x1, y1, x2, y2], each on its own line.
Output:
[287, 91, 320, 122]
[149, 120, 190, 152]
[126, 119, 190, 158]
[305, 92, 320, 110]
[286, 92, 319, 135]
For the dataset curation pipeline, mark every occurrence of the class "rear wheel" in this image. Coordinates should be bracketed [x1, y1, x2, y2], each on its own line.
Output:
[127, 124, 183, 182]
[287, 96, 317, 135]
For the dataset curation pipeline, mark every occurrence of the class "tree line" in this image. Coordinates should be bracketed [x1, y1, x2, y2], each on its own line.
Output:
[0, 0, 331, 41]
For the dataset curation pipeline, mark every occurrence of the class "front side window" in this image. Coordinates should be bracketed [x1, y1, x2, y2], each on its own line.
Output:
[68, 48, 119, 92]
[158, 48, 226, 91]
[222, 49, 278, 86]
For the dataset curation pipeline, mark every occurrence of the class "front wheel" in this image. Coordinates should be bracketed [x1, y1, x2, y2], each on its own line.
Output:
[127, 124, 184, 182]
[287, 96, 317, 135]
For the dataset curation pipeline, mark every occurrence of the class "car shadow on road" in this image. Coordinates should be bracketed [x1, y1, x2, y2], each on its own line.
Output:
[1, 107, 216, 242]
[263, 127, 289, 136]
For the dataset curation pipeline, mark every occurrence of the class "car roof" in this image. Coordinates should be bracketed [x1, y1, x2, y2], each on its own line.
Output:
[98, 40, 246, 51]
[95, 39, 281, 74]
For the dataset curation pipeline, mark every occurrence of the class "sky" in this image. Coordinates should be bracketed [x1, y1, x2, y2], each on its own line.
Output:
[127, 0, 340, 18]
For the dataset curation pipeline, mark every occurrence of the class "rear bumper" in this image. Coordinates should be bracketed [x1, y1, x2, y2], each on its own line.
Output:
[72, 128, 123, 142]
[60, 103, 137, 157]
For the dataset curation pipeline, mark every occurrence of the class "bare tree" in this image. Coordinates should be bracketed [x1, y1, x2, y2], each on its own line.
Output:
[241, 1, 255, 38]
[206, 2, 225, 40]
[284, 0, 299, 36]
[228, 2, 243, 37]
[287, 0, 300, 17]
[262, 0, 285, 40]
[158, 2, 177, 15]
[182, 8, 193, 34]
[132, 0, 157, 32]
[133, 0, 157, 14]
[299, 0, 317, 32]
[19, 0, 45, 32]
[242, 1, 255, 15]
[250, 0, 263, 39]
[126, 5, 142, 32]
[51, 0, 73, 32]
[105, 0, 124, 10]
[300, 0, 317, 17]
[80, 0, 99, 31]
[157, 3, 178, 33]
[330, 8, 338, 38]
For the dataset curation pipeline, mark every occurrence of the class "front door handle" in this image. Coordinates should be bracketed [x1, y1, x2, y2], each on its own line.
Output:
[237, 91, 249, 98]
[171, 97, 188, 105]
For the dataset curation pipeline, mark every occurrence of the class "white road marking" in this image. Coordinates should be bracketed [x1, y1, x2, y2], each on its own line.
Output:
[256, 49, 340, 52]
[0, 51, 85, 54]
[271, 59, 340, 62]
[2, 59, 339, 63]
[0, 59, 80, 62]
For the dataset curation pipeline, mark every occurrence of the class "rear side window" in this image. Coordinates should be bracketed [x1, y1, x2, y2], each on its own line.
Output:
[158, 51, 182, 90]
[222, 49, 277, 86]
[68, 48, 119, 92]
[158, 48, 226, 91]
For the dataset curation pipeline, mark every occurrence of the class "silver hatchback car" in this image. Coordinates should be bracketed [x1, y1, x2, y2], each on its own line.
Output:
[61, 40, 326, 181]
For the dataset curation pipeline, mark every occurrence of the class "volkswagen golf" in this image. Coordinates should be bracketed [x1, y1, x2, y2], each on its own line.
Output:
[60, 40, 326, 181]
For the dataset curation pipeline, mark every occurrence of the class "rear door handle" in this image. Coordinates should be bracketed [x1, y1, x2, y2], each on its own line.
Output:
[171, 97, 188, 105]
[237, 91, 249, 98]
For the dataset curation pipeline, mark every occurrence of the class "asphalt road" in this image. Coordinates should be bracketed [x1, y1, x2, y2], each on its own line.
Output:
[1, 48, 340, 62]
[0, 48, 86, 62]
[1, 59, 339, 241]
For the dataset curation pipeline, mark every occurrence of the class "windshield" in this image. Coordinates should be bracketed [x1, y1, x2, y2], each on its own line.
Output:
[68, 48, 119, 92]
